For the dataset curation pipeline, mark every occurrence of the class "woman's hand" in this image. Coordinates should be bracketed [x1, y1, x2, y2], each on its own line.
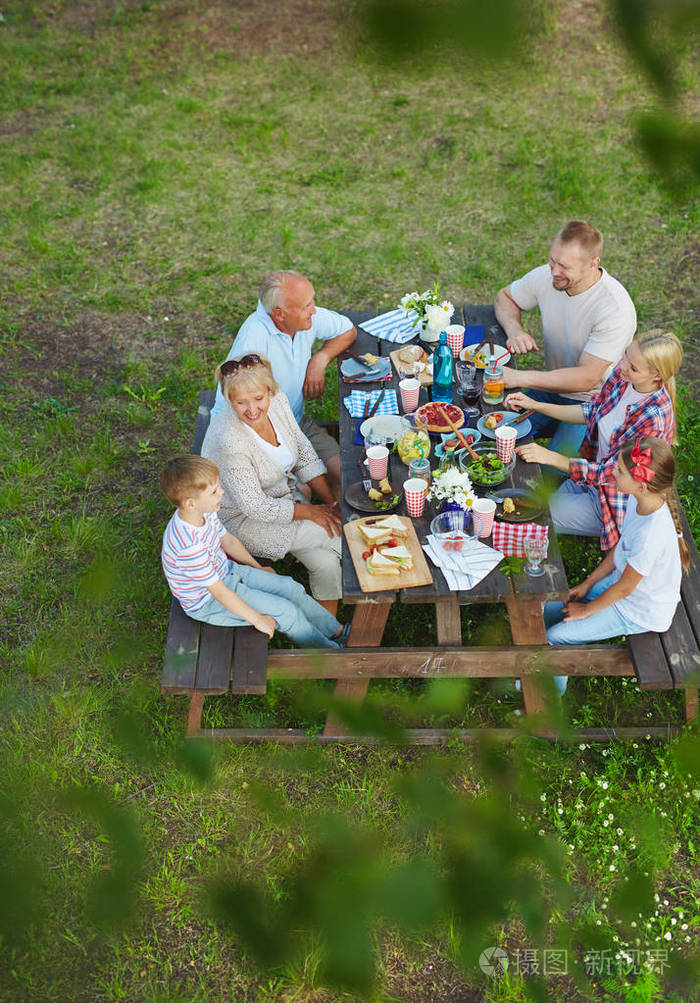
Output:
[562, 601, 590, 622]
[505, 391, 535, 412]
[296, 502, 341, 537]
[568, 580, 591, 602]
[516, 442, 549, 465]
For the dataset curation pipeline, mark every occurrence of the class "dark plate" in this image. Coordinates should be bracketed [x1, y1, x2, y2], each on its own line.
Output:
[489, 488, 544, 523]
[345, 480, 402, 514]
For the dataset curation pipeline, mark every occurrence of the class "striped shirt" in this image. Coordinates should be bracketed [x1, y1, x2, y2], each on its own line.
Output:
[161, 510, 229, 612]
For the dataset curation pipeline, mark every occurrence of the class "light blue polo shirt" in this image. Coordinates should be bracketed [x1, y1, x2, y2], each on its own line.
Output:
[211, 300, 352, 422]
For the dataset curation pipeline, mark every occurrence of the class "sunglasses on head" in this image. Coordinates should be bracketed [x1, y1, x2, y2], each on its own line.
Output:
[219, 354, 262, 377]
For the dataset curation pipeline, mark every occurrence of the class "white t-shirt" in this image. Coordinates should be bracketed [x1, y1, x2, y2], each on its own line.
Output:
[161, 510, 229, 612]
[249, 421, 295, 473]
[596, 384, 649, 462]
[612, 496, 681, 631]
[509, 265, 637, 401]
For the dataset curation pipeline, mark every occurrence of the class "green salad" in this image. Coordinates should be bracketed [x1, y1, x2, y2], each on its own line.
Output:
[466, 451, 511, 485]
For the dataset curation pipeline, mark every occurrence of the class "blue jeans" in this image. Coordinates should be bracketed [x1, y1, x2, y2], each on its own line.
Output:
[526, 389, 587, 459]
[550, 479, 604, 539]
[544, 573, 646, 693]
[189, 564, 342, 648]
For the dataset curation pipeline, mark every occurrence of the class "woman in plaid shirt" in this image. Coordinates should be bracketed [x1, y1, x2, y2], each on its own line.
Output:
[507, 329, 683, 551]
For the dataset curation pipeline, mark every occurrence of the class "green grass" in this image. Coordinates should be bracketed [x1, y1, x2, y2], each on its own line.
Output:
[1, 1, 699, 1000]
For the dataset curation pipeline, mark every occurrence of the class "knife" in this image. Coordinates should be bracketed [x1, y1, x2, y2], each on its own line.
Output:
[505, 409, 535, 427]
[466, 339, 487, 364]
[367, 388, 386, 419]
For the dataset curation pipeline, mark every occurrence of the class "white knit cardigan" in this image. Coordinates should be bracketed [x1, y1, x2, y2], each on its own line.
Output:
[200, 391, 327, 560]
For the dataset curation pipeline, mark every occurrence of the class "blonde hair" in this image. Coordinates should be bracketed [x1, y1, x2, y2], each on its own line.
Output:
[556, 220, 603, 259]
[216, 354, 279, 404]
[619, 436, 689, 572]
[634, 328, 683, 432]
[160, 455, 219, 507]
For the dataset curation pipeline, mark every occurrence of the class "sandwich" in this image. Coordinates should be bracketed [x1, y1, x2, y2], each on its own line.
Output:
[366, 550, 401, 576]
[358, 522, 394, 547]
[378, 545, 414, 571]
[372, 514, 409, 539]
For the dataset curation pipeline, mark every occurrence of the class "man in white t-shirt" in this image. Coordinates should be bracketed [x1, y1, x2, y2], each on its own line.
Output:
[211, 270, 356, 497]
[494, 221, 637, 456]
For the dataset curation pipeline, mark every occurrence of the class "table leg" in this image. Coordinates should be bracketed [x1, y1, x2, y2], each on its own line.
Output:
[685, 687, 698, 723]
[187, 692, 205, 736]
[436, 596, 462, 646]
[323, 600, 391, 737]
[506, 597, 548, 716]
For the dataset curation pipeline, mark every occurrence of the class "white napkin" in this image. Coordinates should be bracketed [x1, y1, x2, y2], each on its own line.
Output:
[423, 534, 503, 591]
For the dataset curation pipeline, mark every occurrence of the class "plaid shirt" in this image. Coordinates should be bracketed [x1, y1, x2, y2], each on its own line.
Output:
[568, 363, 675, 551]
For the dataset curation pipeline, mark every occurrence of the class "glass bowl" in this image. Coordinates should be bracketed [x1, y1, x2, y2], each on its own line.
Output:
[430, 508, 482, 552]
[458, 442, 516, 487]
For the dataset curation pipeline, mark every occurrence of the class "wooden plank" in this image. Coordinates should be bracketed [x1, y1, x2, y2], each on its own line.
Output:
[264, 645, 634, 679]
[198, 725, 680, 745]
[195, 623, 234, 693]
[343, 516, 433, 593]
[676, 498, 700, 644]
[685, 689, 698, 723]
[660, 602, 700, 688]
[162, 597, 200, 693]
[627, 631, 674, 690]
[194, 389, 215, 454]
[231, 625, 269, 695]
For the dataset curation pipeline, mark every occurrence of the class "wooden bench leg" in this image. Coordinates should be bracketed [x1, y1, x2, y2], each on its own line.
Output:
[436, 596, 462, 646]
[506, 598, 548, 717]
[685, 688, 699, 723]
[187, 692, 205, 736]
[323, 601, 391, 737]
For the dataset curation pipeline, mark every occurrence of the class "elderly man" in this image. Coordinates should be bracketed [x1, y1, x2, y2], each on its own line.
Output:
[494, 221, 636, 455]
[212, 270, 356, 496]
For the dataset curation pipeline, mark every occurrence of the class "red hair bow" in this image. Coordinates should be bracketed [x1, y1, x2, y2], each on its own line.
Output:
[630, 439, 654, 484]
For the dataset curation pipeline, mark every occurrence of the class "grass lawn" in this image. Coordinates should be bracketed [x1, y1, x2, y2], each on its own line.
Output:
[1, 1, 699, 1000]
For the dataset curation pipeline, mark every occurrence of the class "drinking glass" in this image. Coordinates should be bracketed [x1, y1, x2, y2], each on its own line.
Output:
[523, 533, 548, 577]
[482, 362, 505, 405]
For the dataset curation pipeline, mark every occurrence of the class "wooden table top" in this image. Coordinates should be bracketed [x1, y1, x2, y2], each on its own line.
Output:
[338, 306, 569, 607]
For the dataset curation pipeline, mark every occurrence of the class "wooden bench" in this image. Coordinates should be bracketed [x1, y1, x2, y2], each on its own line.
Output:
[161, 372, 698, 742]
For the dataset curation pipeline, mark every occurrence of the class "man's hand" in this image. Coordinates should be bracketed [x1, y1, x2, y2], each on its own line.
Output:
[502, 367, 522, 390]
[254, 613, 277, 638]
[506, 332, 539, 355]
[516, 442, 550, 466]
[562, 601, 590, 622]
[303, 353, 329, 399]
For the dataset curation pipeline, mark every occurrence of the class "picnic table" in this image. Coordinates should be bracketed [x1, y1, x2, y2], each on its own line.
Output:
[329, 306, 570, 733]
[162, 304, 698, 742]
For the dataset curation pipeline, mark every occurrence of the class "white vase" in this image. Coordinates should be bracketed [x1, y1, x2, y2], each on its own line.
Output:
[422, 317, 445, 344]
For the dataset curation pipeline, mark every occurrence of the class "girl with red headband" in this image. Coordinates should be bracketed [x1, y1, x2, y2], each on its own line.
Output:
[543, 437, 689, 670]
[506, 329, 683, 552]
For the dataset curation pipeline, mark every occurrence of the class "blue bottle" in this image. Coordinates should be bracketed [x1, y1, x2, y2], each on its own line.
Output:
[432, 330, 453, 403]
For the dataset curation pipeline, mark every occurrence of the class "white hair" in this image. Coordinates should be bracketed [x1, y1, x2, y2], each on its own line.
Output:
[259, 270, 305, 313]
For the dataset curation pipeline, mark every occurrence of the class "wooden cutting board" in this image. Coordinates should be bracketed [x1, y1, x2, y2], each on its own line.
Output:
[389, 345, 432, 386]
[343, 515, 434, 593]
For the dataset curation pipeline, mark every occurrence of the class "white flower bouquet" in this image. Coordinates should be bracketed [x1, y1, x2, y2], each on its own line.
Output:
[399, 282, 454, 332]
[426, 465, 475, 511]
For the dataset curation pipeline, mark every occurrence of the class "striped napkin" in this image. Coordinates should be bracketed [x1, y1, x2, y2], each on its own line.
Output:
[359, 309, 421, 345]
[343, 388, 399, 418]
[423, 535, 503, 591]
[491, 522, 548, 558]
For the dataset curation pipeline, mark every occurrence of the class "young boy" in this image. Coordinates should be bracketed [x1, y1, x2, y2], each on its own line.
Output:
[160, 456, 347, 648]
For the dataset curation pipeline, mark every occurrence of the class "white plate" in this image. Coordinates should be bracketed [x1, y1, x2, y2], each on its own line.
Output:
[459, 343, 511, 368]
[359, 414, 410, 442]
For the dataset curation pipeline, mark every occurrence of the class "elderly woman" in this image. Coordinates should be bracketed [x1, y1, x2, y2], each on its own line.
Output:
[201, 353, 342, 614]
